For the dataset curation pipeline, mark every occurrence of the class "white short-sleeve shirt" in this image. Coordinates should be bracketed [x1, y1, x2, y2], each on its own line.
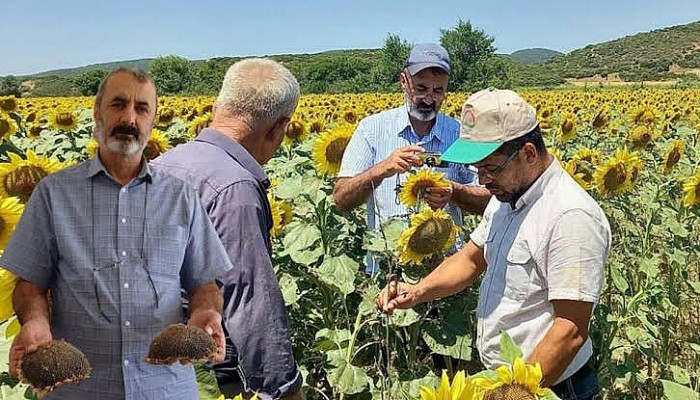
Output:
[470, 158, 611, 384]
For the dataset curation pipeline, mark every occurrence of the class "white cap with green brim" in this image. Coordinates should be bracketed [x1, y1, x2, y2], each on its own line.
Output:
[441, 88, 538, 164]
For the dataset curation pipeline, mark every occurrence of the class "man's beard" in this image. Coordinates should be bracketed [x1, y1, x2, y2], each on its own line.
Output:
[95, 123, 147, 157]
[405, 95, 437, 122]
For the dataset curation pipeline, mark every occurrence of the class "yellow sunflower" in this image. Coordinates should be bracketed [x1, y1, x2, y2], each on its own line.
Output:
[86, 138, 99, 158]
[50, 108, 79, 132]
[311, 124, 354, 176]
[474, 358, 555, 400]
[188, 114, 212, 138]
[0, 96, 18, 113]
[268, 194, 293, 238]
[399, 169, 451, 207]
[591, 107, 609, 130]
[0, 267, 18, 323]
[0, 196, 23, 249]
[0, 112, 18, 140]
[308, 118, 326, 134]
[143, 130, 171, 161]
[397, 208, 459, 266]
[573, 147, 602, 165]
[558, 112, 577, 143]
[631, 105, 658, 126]
[659, 139, 685, 174]
[0, 151, 67, 203]
[283, 119, 307, 145]
[155, 107, 176, 126]
[682, 171, 700, 207]
[419, 370, 480, 400]
[563, 160, 589, 190]
[593, 149, 639, 197]
[627, 124, 655, 149]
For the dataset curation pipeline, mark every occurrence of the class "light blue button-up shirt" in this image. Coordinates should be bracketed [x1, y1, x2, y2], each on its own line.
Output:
[338, 106, 478, 273]
[1, 156, 232, 399]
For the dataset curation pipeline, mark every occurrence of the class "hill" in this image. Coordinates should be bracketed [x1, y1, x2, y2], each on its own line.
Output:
[29, 59, 155, 78]
[538, 20, 700, 82]
[507, 48, 562, 64]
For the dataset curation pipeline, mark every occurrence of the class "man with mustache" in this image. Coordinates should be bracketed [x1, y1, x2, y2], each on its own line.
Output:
[376, 88, 611, 400]
[333, 43, 490, 275]
[1, 68, 233, 399]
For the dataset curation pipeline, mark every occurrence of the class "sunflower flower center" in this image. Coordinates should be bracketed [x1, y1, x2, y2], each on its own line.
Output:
[603, 164, 627, 190]
[143, 141, 164, 161]
[561, 119, 574, 135]
[285, 121, 305, 140]
[325, 138, 350, 163]
[0, 98, 17, 112]
[407, 218, 453, 255]
[483, 383, 536, 400]
[0, 119, 10, 136]
[55, 112, 75, 127]
[666, 148, 681, 168]
[4, 165, 49, 203]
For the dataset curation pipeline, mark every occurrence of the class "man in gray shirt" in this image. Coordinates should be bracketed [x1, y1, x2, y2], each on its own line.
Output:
[152, 58, 302, 400]
[1, 68, 232, 399]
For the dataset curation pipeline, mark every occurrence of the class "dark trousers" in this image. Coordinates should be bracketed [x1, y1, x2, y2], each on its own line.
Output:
[551, 363, 599, 400]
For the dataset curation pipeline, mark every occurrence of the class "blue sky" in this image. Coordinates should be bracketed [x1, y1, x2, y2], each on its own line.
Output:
[2, 0, 700, 76]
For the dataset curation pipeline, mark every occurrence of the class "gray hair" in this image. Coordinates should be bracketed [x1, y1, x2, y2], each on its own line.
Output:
[215, 58, 300, 127]
[95, 67, 155, 108]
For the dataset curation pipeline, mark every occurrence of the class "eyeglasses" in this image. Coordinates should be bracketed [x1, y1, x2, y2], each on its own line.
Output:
[473, 149, 520, 179]
[401, 69, 446, 103]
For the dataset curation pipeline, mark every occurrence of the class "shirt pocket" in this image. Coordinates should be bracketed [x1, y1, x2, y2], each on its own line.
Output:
[146, 225, 187, 297]
[503, 242, 535, 301]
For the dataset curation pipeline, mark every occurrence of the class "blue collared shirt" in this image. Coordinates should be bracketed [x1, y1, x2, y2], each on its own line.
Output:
[0, 156, 232, 400]
[151, 128, 302, 399]
[338, 106, 478, 273]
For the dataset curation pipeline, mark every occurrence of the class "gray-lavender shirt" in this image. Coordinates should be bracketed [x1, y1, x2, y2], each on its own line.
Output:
[0, 155, 232, 400]
[151, 128, 301, 399]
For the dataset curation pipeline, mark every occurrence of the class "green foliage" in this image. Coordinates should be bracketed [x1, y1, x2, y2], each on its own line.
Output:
[150, 55, 196, 95]
[0, 76, 22, 97]
[377, 34, 411, 87]
[72, 69, 108, 96]
[439, 19, 508, 92]
[29, 76, 79, 97]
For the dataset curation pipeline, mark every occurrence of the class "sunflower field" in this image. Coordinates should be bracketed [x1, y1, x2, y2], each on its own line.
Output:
[0, 88, 699, 400]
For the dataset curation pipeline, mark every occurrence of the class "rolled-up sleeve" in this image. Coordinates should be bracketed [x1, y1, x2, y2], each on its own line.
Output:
[212, 181, 301, 398]
[0, 180, 57, 289]
[544, 209, 610, 303]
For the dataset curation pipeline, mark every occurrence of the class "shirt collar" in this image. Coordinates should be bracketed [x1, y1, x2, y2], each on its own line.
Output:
[396, 107, 447, 144]
[513, 157, 560, 210]
[196, 128, 270, 188]
[87, 154, 152, 183]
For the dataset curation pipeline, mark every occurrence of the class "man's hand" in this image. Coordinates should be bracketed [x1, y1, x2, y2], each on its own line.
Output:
[375, 280, 422, 315]
[9, 319, 52, 377]
[424, 183, 454, 210]
[376, 145, 425, 179]
[188, 309, 225, 363]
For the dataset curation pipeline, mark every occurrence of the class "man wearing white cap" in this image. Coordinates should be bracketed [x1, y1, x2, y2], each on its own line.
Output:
[376, 88, 611, 399]
[333, 43, 490, 275]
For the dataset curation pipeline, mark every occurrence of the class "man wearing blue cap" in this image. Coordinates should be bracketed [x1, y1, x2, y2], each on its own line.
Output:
[376, 88, 611, 400]
[333, 43, 490, 275]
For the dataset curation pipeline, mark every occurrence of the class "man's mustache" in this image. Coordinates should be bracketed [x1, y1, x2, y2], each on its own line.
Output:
[110, 124, 140, 137]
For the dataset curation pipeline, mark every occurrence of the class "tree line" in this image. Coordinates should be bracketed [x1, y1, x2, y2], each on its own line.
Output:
[1, 20, 512, 98]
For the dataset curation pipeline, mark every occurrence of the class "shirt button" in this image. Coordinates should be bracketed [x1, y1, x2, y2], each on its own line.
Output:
[123, 283, 129, 289]
[123, 360, 129, 366]
[124, 320, 131, 327]
[121, 188, 127, 193]
[121, 251, 127, 256]
[121, 218, 126, 224]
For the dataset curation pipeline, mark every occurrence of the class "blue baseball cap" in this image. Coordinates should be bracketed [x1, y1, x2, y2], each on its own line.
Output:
[405, 43, 450, 75]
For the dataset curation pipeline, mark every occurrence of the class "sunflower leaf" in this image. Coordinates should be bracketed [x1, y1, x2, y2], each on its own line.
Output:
[499, 331, 523, 365]
[422, 315, 472, 361]
[327, 358, 369, 395]
[660, 379, 699, 400]
[279, 273, 300, 306]
[315, 255, 358, 295]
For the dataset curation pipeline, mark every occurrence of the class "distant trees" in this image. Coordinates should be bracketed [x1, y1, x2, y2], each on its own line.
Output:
[0, 76, 22, 97]
[73, 69, 108, 96]
[150, 55, 196, 96]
